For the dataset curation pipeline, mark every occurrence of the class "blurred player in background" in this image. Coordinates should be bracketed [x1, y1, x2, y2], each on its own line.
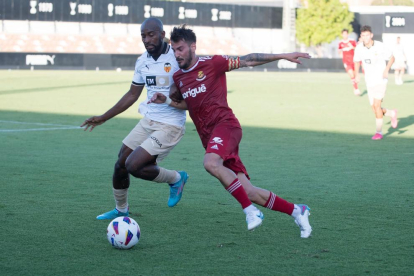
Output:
[150, 25, 312, 238]
[392, 37, 406, 85]
[338, 29, 360, 96]
[81, 18, 188, 220]
[354, 25, 398, 140]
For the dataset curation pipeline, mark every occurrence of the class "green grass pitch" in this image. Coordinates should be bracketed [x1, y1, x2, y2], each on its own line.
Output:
[0, 70, 413, 275]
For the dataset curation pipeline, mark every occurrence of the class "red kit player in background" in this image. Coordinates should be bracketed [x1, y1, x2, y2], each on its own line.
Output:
[149, 25, 312, 238]
[338, 29, 360, 96]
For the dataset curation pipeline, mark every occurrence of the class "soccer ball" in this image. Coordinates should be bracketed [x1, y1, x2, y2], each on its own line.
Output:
[107, 216, 141, 249]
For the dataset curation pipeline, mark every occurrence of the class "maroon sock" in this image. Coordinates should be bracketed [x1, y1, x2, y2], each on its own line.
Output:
[351, 78, 358, 89]
[226, 178, 252, 209]
[264, 192, 294, 215]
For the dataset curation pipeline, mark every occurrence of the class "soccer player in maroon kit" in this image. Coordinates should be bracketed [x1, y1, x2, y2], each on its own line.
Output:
[338, 29, 360, 96]
[149, 26, 312, 237]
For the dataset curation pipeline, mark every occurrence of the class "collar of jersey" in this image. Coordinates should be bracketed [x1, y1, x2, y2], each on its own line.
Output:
[147, 42, 169, 60]
[364, 40, 375, 49]
[181, 57, 200, 73]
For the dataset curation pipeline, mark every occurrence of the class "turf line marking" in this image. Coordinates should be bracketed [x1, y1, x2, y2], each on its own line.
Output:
[0, 120, 77, 127]
[0, 127, 81, 132]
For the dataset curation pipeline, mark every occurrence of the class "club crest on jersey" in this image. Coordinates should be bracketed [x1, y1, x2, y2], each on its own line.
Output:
[179, 81, 183, 87]
[164, 63, 172, 73]
[210, 137, 223, 146]
[196, 71, 206, 81]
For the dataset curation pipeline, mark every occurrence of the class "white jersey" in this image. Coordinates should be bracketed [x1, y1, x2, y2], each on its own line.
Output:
[354, 40, 392, 87]
[132, 43, 186, 127]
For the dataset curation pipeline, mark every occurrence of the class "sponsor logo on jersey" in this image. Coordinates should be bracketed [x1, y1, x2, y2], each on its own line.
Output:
[210, 137, 223, 145]
[196, 71, 206, 81]
[182, 84, 207, 99]
[146, 76, 170, 87]
[210, 145, 219, 150]
[164, 63, 172, 73]
[146, 76, 156, 86]
[150, 136, 162, 148]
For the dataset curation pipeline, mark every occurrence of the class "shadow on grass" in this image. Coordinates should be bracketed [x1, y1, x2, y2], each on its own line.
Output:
[384, 115, 414, 137]
[359, 89, 368, 97]
[0, 81, 126, 95]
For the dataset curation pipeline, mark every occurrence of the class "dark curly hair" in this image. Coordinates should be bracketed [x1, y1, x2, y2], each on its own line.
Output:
[170, 24, 196, 45]
[360, 25, 372, 33]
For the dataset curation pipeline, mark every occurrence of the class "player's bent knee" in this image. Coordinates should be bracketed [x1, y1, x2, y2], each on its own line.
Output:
[125, 158, 139, 175]
[203, 159, 220, 175]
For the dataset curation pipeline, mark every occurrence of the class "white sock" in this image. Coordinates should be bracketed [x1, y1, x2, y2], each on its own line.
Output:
[384, 109, 395, 118]
[171, 171, 181, 184]
[243, 204, 257, 214]
[376, 118, 383, 134]
[291, 204, 301, 218]
[113, 188, 128, 212]
[153, 168, 180, 184]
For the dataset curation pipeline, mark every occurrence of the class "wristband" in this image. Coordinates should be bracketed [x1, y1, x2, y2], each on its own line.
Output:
[165, 97, 172, 105]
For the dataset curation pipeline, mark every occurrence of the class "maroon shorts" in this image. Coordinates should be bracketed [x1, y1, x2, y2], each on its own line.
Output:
[343, 61, 355, 71]
[204, 123, 249, 178]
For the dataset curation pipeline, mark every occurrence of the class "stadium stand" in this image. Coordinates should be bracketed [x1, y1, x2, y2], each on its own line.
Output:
[0, 20, 252, 55]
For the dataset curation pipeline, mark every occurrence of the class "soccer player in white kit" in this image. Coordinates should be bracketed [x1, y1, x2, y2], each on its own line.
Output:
[81, 18, 189, 219]
[354, 25, 398, 140]
[392, 37, 407, 85]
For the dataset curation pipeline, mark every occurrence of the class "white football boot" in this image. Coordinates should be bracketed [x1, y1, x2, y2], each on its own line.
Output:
[245, 207, 264, 231]
[294, 204, 312, 238]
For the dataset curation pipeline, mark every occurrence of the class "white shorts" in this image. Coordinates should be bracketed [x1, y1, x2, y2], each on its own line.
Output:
[122, 117, 185, 162]
[367, 83, 387, 105]
[392, 60, 406, 70]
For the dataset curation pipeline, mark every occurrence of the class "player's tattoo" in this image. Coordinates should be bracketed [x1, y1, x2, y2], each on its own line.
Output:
[238, 53, 281, 68]
[240, 53, 275, 63]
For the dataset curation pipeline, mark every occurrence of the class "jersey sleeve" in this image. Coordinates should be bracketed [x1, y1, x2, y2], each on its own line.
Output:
[212, 55, 240, 74]
[338, 42, 343, 50]
[131, 55, 145, 86]
[353, 46, 362, 62]
[351, 40, 357, 47]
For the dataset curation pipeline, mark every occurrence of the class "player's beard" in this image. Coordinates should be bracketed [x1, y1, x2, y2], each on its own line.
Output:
[146, 39, 163, 55]
[179, 50, 193, 70]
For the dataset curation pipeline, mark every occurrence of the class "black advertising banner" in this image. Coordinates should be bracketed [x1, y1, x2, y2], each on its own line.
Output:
[384, 13, 414, 33]
[0, 0, 282, 28]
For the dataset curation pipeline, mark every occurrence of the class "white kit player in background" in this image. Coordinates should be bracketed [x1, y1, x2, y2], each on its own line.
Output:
[81, 18, 189, 221]
[392, 37, 407, 85]
[354, 25, 398, 140]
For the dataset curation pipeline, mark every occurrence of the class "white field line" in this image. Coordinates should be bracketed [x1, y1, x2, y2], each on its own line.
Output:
[0, 120, 81, 132]
[0, 120, 78, 127]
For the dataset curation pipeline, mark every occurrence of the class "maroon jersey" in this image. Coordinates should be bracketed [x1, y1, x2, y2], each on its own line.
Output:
[338, 40, 357, 64]
[173, 55, 241, 147]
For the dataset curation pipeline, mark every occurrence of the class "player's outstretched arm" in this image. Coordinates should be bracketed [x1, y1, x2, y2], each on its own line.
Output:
[81, 84, 144, 132]
[238, 52, 311, 68]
